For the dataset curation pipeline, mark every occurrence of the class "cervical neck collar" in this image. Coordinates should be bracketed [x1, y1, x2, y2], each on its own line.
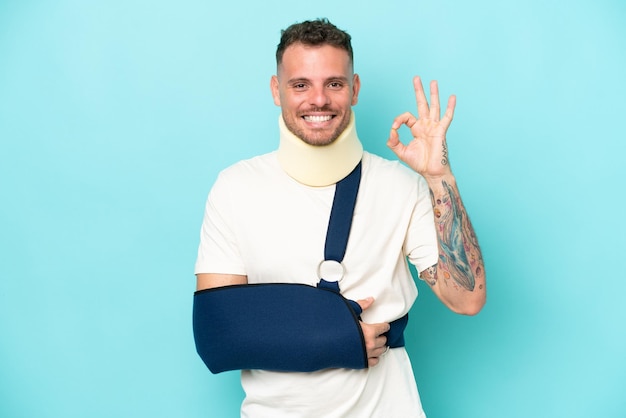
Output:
[277, 113, 363, 187]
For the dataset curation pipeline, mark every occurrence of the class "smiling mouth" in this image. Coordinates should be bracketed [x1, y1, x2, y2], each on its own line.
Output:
[302, 115, 334, 123]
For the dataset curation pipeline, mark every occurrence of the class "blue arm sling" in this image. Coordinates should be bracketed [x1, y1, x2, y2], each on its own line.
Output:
[193, 161, 408, 373]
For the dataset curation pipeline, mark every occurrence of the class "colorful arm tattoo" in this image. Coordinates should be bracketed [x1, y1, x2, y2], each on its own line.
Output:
[432, 180, 480, 291]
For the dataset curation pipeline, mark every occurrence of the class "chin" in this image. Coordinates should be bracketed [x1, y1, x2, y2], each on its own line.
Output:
[300, 134, 338, 146]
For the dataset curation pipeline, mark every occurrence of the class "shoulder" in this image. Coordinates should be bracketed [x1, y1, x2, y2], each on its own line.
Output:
[206, 152, 281, 205]
[219, 152, 278, 178]
[214, 152, 280, 187]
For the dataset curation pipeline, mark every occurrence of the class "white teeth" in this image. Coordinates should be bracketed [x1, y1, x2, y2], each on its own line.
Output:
[304, 115, 332, 122]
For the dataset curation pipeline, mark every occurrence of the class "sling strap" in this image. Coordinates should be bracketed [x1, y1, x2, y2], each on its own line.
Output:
[319, 161, 408, 348]
[324, 161, 361, 263]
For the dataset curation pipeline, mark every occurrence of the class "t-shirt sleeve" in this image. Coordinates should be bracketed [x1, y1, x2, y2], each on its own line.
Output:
[405, 174, 438, 273]
[194, 172, 247, 276]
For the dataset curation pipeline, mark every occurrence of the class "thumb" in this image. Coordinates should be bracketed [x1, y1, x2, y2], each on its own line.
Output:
[356, 297, 375, 312]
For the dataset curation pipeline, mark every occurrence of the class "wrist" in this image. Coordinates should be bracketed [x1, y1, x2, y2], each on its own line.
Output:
[423, 172, 456, 190]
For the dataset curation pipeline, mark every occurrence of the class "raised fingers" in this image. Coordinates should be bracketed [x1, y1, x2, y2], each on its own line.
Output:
[413, 76, 430, 120]
[442, 94, 457, 125]
[413, 76, 455, 124]
[429, 80, 441, 121]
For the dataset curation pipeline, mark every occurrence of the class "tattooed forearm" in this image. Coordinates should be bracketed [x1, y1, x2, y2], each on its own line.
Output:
[441, 140, 449, 166]
[433, 180, 477, 291]
[419, 265, 438, 286]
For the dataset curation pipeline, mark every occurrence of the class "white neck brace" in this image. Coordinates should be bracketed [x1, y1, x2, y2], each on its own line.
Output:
[277, 113, 363, 187]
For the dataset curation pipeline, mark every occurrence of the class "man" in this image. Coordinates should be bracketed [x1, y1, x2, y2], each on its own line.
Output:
[194, 18, 485, 417]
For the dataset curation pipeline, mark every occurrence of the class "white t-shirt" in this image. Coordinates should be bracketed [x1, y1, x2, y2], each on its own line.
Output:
[195, 151, 438, 417]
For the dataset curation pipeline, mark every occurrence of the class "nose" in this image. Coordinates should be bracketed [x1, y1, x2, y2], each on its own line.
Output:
[309, 85, 330, 108]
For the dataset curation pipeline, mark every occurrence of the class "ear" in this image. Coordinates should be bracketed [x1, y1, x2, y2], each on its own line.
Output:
[270, 75, 281, 106]
[351, 74, 361, 106]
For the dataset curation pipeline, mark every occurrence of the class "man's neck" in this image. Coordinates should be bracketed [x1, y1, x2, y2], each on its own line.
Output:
[277, 113, 363, 187]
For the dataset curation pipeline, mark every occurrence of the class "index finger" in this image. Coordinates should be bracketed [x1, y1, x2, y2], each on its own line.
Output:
[413, 76, 429, 119]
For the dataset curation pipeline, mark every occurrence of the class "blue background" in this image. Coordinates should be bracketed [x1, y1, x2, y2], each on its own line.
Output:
[1, 0, 624, 417]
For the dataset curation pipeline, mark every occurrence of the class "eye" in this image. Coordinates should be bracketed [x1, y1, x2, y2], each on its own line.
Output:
[292, 83, 308, 91]
[328, 81, 344, 89]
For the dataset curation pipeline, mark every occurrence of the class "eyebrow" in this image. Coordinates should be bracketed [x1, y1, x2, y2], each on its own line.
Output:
[286, 76, 350, 84]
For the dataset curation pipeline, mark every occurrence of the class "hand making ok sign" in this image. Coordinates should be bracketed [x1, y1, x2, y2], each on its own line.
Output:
[387, 76, 456, 180]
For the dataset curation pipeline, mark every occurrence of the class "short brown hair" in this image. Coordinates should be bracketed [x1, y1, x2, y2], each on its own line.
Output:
[276, 18, 353, 67]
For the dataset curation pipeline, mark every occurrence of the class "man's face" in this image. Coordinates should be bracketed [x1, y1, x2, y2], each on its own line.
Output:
[271, 43, 360, 146]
